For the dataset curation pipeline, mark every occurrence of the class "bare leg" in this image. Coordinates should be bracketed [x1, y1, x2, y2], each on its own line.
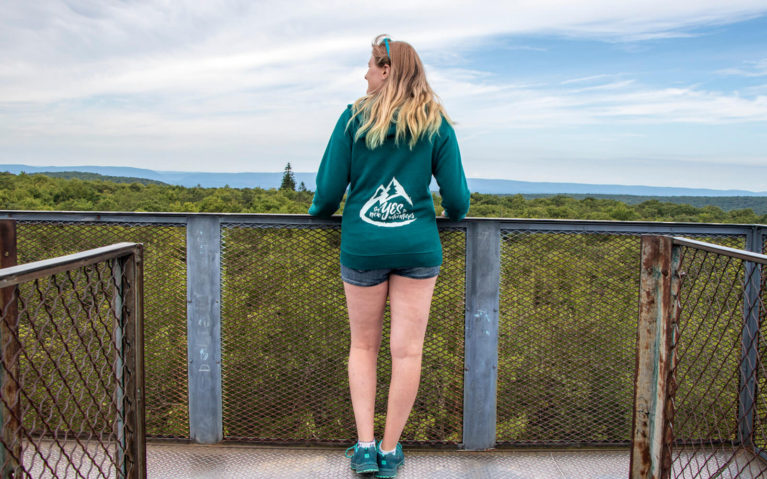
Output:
[344, 280, 388, 442]
[380, 274, 437, 451]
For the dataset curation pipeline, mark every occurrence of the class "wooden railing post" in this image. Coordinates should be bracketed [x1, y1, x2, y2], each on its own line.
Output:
[630, 235, 680, 479]
[0, 220, 20, 479]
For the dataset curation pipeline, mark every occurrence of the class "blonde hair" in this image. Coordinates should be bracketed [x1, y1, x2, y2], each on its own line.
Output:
[349, 34, 452, 150]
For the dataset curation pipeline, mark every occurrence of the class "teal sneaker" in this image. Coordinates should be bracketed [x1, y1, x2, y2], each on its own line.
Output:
[345, 442, 379, 474]
[376, 442, 404, 478]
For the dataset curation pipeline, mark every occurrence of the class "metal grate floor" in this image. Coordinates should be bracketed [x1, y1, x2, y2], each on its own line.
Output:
[20, 442, 766, 478]
[146, 443, 630, 479]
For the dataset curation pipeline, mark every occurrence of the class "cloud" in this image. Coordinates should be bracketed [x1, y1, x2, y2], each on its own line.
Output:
[1, 0, 767, 187]
[432, 71, 767, 133]
[561, 74, 621, 85]
[3, 1, 767, 101]
[717, 58, 767, 77]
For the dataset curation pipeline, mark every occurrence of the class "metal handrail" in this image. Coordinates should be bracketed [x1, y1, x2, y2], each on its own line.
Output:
[0, 242, 141, 288]
[672, 236, 767, 264]
[1, 208, 765, 228]
[0, 237, 146, 478]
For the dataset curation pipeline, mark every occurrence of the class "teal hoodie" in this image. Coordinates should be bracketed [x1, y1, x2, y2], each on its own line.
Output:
[309, 106, 470, 270]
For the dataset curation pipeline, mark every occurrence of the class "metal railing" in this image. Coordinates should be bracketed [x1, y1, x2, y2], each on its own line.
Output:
[0, 210, 764, 453]
[0, 221, 145, 479]
[631, 235, 767, 479]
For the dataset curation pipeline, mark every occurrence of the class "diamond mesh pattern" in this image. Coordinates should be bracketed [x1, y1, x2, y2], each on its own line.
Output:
[761, 233, 767, 459]
[0, 255, 141, 478]
[497, 231, 745, 446]
[8, 215, 760, 455]
[388, 227, 465, 445]
[665, 243, 767, 478]
[15, 221, 188, 439]
[220, 224, 464, 445]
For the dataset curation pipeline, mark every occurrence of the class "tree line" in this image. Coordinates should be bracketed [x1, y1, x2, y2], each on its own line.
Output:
[1, 171, 765, 224]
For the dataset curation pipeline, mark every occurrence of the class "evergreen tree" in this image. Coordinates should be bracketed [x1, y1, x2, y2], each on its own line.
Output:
[280, 163, 296, 191]
[298, 181, 307, 192]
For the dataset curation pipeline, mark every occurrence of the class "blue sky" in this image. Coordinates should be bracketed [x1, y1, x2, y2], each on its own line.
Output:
[1, 1, 766, 191]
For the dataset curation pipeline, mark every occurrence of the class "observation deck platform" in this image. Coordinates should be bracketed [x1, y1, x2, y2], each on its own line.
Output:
[145, 443, 630, 479]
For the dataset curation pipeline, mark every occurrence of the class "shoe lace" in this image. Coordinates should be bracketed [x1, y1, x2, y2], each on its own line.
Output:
[344, 445, 356, 458]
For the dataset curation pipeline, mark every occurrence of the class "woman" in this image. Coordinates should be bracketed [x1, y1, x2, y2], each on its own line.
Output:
[309, 34, 470, 478]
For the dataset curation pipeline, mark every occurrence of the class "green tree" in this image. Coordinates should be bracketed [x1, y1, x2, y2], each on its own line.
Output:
[280, 163, 296, 191]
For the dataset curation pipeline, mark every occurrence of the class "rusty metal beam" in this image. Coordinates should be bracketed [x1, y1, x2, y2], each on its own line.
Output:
[630, 235, 681, 479]
[130, 246, 147, 479]
[0, 219, 20, 478]
[0, 242, 140, 288]
[114, 247, 147, 479]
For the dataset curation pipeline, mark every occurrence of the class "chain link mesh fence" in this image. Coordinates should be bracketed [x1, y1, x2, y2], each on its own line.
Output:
[662, 241, 767, 478]
[220, 224, 465, 445]
[7, 214, 762, 456]
[497, 230, 745, 447]
[15, 222, 187, 439]
[0, 246, 143, 478]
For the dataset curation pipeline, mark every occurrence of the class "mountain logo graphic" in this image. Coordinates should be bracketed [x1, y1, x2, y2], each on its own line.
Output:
[359, 177, 417, 227]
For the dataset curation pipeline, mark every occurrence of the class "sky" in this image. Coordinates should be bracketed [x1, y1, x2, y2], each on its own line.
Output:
[1, 1, 767, 191]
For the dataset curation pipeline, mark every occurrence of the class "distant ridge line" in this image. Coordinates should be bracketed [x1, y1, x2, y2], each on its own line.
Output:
[2, 164, 766, 197]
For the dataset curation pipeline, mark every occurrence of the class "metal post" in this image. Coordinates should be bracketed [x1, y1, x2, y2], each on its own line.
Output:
[462, 221, 500, 450]
[738, 227, 762, 445]
[630, 236, 680, 479]
[762, 227, 767, 255]
[130, 246, 147, 479]
[112, 257, 127, 477]
[117, 249, 146, 479]
[0, 220, 20, 479]
[113, 249, 147, 479]
[186, 216, 223, 443]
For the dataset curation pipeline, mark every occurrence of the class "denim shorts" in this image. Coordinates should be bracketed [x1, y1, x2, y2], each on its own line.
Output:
[341, 264, 441, 287]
